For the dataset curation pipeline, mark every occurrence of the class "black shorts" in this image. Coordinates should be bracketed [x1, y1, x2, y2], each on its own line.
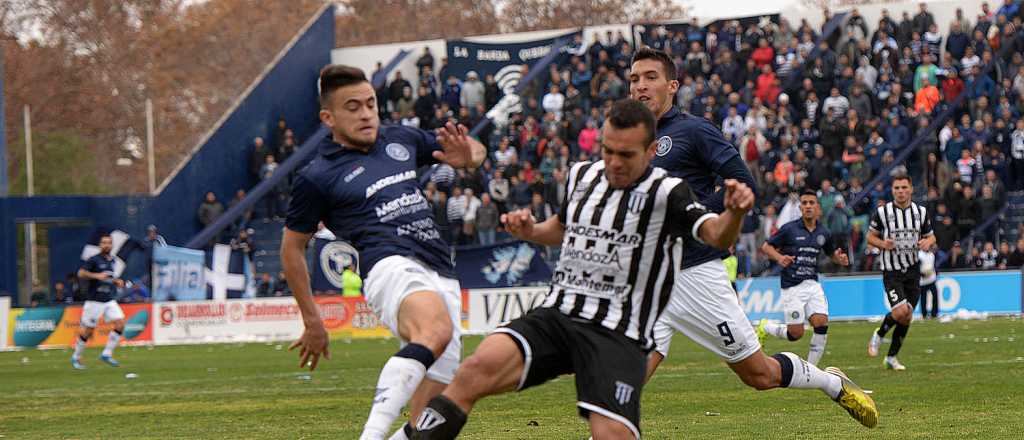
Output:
[882, 264, 921, 309]
[495, 307, 645, 439]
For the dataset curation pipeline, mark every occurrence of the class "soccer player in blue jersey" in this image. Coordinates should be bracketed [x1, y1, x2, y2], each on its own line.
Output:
[72, 234, 127, 369]
[758, 190, 850, 366]
[281, 65, 485, 440]
[629, 47, 877, 428]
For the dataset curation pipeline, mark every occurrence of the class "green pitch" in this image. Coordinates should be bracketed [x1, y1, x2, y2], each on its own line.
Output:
[2, 318, 1022, 439]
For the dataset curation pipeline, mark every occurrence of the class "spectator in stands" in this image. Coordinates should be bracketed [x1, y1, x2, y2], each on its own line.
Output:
[273, 271, 290, 297]
[488, 169, 510, 213]
[256, 273, 274, 297]
[1009, 238, 1024, 267]
[944, 241, 968, 269]
[476, 193, 500, 246]
[822, 87, 850, 119]
[396, 85, 415, 117]
[980, 185, 1001, 242]
[462, 188, 481, 245]
[446, 186, 466, 244]
[460, 71, 485, 116]
[541, 84, 565, 120]
[53, 281, 71, 305]
[230, 228, 255, 262]
[259, 154, 283, 220]
[914, 77, 940, 114]
[387, 70, 411, 112]
[249, 137, 270, 182]
[197, 191, 224, 232]
[508, 173, 531, 210]
[416, 46, 435, 76]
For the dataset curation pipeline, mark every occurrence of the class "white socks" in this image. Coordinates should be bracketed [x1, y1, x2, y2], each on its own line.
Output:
[102, 330, 121, 357]
[764, 321, 789, 340]
[360, 357, 428, 440]
[807, 332, 827, 366]
[388, 424, 410, 440]
[72, 336, 87, 360]
[775, 352, 842, 399]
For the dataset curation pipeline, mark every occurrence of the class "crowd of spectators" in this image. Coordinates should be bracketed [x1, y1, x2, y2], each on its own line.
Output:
[363, 1, 1024, 277]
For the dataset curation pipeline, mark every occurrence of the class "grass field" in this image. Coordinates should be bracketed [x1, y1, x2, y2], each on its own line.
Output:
[2, 317, 1023, 439]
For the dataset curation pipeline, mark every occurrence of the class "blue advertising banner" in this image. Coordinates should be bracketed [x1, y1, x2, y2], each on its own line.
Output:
[311, 238, 360, 292]
[446, 29, 582, 81]
[455, 241, 553, 289]
[737, 270, 1022, 322]
[152, 245, 206, 301]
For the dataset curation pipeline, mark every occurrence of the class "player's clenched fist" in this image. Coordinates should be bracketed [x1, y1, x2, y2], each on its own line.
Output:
[501, 209, 535, 241]
[722, 179, 754, 212]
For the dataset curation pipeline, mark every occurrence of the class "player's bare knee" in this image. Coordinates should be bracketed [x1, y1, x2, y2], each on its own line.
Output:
[787, 325, 805, 340]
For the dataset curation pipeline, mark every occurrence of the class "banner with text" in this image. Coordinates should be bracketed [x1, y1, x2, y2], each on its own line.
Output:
[151, 296, 391, 345]
[737, 270, 1022, 322]
[7, 304, 153, 348]
[466, 287, 549, 334]
[152, 245, 207, 301]
[446, 30, 581, 81]
[455, 242, 553, 289]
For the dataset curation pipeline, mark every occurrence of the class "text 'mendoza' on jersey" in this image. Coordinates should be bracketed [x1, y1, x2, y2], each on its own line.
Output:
[546, 160, 717, 350]
[286, 125, 454, 279]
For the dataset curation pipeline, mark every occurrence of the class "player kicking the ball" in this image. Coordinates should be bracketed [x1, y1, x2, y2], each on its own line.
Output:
[758, 190, 849, 365]
[630, 46, 877, 429]
[282, 65, 485, 440]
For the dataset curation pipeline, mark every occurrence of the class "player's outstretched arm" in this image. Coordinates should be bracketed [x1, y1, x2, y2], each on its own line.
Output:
[281, 227, 330, 371]
[501, 208, 564, 247]
[697, 179, 753, 249]
[434, 122, 486, 169]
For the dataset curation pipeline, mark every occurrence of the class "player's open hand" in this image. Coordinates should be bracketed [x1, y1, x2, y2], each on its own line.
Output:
[722, 179, 754, 213]
[778, 255, 796, 267]
[289, 321, 330, 371]
[834, 249, 850, 266]
[434, 122, 473, 168]
[501, 209, 535, 241]
[918, 238, 931, 251]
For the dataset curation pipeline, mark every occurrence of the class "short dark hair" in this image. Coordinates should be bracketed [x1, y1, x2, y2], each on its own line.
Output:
[800, 189, 818, 198]
[892, 173, 913, 185]
[319, 64, 368, 107]
[606, 99, 656, 147]
[631, 46, 677, 81]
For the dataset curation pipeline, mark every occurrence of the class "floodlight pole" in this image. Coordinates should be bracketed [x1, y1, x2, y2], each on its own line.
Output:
[147, 98, 155, 193]
[23, 105, 37, 299]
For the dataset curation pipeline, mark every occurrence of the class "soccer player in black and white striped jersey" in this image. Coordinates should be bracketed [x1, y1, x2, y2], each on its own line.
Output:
[866, 174, 936, 370]
[412, 99, 754, 439]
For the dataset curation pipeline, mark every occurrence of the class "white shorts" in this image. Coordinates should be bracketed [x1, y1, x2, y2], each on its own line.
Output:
[653, 259, 760, 363]
[81, 300, 125, 328]
[781, 279, 829, 325]
[364, 255, 462, 384]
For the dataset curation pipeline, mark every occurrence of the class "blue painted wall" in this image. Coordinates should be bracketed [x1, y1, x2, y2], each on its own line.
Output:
[0, 6, 335, 302]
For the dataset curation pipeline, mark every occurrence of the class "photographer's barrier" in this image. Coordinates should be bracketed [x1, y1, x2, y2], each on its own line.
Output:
[464, 271, 1023, 334]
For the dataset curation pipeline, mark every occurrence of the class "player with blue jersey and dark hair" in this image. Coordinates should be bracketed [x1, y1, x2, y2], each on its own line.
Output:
[758, 189, 850, 366]
[72, 234, 127, 369]
[629, 46, 877, 428]
[281, 64, 485, 440]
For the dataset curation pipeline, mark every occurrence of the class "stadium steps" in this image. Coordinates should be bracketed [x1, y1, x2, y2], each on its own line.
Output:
[251, 219, 285, 276]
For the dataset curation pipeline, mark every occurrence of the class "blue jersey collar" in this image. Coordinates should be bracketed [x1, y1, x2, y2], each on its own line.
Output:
[658, 106, 681, 126]
[318, 132, 379, 157]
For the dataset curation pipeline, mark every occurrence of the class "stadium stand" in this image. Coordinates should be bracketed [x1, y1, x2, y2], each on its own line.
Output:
[226, 1, 1024, 287]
